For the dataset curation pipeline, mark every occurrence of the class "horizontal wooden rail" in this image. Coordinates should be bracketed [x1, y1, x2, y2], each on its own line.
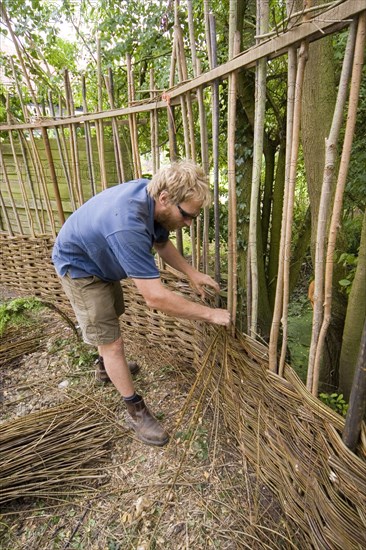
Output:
[0, 0, 363, 132]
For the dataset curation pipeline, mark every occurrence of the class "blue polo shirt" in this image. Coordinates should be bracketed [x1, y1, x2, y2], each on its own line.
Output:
[52, 179, 169, 281]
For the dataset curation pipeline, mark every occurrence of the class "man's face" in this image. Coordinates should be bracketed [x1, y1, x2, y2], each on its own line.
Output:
[155, 196, 203, 231]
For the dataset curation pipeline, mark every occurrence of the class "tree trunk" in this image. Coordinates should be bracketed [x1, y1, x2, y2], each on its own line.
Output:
[339, 209, 366, 400]
[301, 36, 336, 250]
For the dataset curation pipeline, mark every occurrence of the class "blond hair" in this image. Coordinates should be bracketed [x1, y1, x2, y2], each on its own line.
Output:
[147, 160, 211, 206]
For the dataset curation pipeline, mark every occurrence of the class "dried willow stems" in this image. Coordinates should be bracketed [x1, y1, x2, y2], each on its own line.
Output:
[0, 395, 120, 506]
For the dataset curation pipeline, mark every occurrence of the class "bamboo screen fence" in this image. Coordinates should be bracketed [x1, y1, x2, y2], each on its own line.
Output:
[1, 1, 365, 548]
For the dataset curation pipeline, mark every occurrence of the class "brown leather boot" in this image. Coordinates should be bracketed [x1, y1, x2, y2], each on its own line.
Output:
[125, 396, 169, 447]
[95, 356, 140, 384]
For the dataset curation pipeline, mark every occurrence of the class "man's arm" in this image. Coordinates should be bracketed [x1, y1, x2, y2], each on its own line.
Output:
[154, 240, 220, 298]
[132, 277, 230, 326]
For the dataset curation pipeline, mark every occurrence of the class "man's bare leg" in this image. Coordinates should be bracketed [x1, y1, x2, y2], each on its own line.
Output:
[98, 336, 169, 447]
[98, 337, 134, 397]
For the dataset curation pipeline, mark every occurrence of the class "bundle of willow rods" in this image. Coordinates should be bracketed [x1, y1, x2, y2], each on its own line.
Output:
[0, 322, 45, 365]
[0, 395, 120, 505]
[0, 300, 78, 367]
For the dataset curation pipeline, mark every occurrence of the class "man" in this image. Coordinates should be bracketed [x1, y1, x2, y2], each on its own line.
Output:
[52, 160, 230, 447]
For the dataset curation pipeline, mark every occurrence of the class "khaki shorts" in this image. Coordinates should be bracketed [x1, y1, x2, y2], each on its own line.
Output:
[59, 273, 125, 345]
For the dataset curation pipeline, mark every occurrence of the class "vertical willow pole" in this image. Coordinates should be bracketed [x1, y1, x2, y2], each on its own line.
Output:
[150, 68, 164, 270]
[105, 68, 126, 183]
[175, 20, 197, 268]
[6, 104, 35, 236]
[64, 70, 84, 205]
[227, 32, 241, 327]
[167, 28, 183, 256]
[57, 93, 75, 207]
[149, 69, 160, 174]
[81, 76, 97, 197]
[0, 146, 22, 234]
[268, 46, 296, 373]
[248, 0, 269, 338]
[13, 61, 48, 233]
[96, 36, 108, 190]
[187, 0, 210, 272]
[48, 92, 77, 210]
[126, 53, 142, 179]
[0, 186, 13, 236]
[10, 57, 43, 233]
[279, 41, 308, 376]
[203, 0, 212, 73]
[209, 14, 221, 291]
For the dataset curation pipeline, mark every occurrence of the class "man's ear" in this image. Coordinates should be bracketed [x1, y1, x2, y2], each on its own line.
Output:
[158, 190, 170, 206]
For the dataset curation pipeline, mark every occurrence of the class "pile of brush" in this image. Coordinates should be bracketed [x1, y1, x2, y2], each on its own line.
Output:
[0, 395, 122, 505]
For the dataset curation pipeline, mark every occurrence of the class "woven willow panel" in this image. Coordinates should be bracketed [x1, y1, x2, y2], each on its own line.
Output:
[0, 233, 365, 548]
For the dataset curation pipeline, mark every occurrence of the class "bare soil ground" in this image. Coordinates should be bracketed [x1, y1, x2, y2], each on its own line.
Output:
[0, 288, 298, 550]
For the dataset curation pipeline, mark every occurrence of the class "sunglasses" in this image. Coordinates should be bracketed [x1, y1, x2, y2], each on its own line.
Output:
[177, 204, 200, 220]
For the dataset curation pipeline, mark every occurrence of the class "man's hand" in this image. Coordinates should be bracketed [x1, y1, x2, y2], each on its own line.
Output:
[132, 277, 231, 327]
[188, 271, 220, 298]
[210, 308, 231, 327]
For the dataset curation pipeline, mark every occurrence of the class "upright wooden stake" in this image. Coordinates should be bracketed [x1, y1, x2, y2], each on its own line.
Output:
[96, 36, 108, 189]
[227, 32, 241, 327]
[64, 70, 84, 206]
[203, 0, 213, 68]
[249, 0, 269, 338]
[175, 22, 197, 268]
[81, 76, 97, 196]
[10, 57, 43, 233]
[48, 91, 77, 210]
[126, 54, 142, 179]
[312, 13, 365, 396]
[279, 41, 308, 376]
[167, 28, 183, 256]
[7, 125, 35, 236]
[209, 14, 221, 289]
[188, 0, 209, 271]
[268, 46, 296, 373]
[0, 146, 22, 234]
[57, 93, 75, 207]
[0, 186, 13, 236]
[105, 68, 126, 183]
[150, 69, 160, 174]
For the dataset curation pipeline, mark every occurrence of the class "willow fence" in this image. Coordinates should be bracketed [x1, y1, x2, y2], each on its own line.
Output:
[1, 1, 365, 548]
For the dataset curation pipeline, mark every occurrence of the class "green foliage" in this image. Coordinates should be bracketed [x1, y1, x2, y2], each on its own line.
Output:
[319, 392, 349, 417]
[338, 251, 358, 294]
[67, 344, 98, 369]
[0, 297, 43, 335]
[44, 36, 77, 72]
